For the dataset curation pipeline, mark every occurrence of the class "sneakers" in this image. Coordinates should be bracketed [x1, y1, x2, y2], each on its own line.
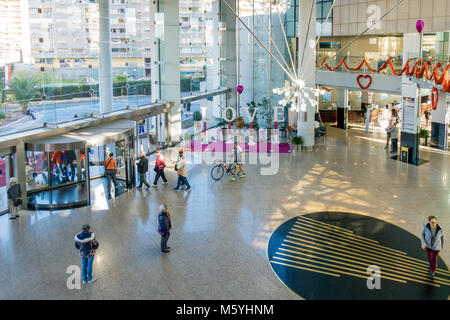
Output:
[163, 181, 168, 185]
[9, 216, 16, 220]
[160, 249, 170, 254]
[184, 187, 191, 191]
[137, 185, 142, 189]
[230, 177, 236, 181]
[240, 174, 246, 178]
[152, 184, 158, 187]
[165, 247, 171, 251]
[88, 277, 97, 284]
[82, 280, 87, 285]
[146, 185, 151, 190]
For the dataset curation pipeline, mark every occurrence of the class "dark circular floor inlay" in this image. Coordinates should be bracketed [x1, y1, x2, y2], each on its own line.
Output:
[267, 212, 450, 300]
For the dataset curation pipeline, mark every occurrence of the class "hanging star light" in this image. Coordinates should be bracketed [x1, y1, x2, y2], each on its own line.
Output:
[261, 0, 290, 14]
[273, 79, 324, 112]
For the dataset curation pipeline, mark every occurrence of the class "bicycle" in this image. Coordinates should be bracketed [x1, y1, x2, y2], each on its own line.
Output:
[210, 160, 236, 181]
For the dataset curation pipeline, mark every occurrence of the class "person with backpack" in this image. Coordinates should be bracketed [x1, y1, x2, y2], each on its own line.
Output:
[158, 204, 172, 254]
[7, 177, 22, 220]
[136, 151, 150, 189]
[74, 224, 99, 284]
[421, 216, 444, 280]
[153, 149, 168, 186]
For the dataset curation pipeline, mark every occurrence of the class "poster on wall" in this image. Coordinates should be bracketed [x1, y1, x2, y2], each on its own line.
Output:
[402, 97, 418, 134]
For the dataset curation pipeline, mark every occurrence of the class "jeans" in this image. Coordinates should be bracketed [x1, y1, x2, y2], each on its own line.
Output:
[81, 256, 95, 282]
[391, 138, 398, 153]
[153, 169, 167, 185]
[161, 234, 170, 251]
[426, 248, 440, 273]
[138, 172, 150, 188]
[175, 175, 190, 189]
[105, 170, 117, 195]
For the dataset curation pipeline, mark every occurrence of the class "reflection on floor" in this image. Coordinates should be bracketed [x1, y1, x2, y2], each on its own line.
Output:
[0, 126, 449, 299]
[268, 212, 450, 300]
[27, 177, 128, 210]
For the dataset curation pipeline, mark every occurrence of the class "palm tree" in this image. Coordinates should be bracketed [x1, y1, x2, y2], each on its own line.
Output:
[9, 73, 40, 114]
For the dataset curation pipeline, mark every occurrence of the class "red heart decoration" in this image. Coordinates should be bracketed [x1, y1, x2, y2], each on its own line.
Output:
[431, 87, 438, 110]
[356, 75, 372, 90]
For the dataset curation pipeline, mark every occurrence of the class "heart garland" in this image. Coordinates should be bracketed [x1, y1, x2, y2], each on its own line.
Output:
[356, 75, 372, 90]
[431, 87, 438, 110]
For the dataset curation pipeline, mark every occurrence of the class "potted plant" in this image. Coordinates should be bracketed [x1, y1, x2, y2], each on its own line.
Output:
[291, 135, 304, 151]
[193, 110, 202, 139]
[419, 127, 430, 146]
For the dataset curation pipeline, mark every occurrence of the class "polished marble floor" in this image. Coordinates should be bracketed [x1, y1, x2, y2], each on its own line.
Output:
[0, 126, 449, 299]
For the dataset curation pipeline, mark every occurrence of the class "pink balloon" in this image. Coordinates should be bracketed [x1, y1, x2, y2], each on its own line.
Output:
[236, 85, 244, 94]
[416, 20, 424, 33]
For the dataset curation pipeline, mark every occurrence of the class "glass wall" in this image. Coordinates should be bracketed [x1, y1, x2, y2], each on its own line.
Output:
[0, 0, 152, 138]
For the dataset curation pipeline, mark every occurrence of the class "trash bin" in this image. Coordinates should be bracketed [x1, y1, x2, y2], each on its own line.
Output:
[400, 145, 412, 164]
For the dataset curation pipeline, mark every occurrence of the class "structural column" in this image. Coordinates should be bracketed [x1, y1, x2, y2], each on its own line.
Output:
[400, 33, 421, 164]
[337, 88, 348, 129]
[159, 0, 181, 145]
[431, 92, 449, 150]
[99, 0, 113, 114]
[221, 0, 237, 116]
[150, 0, 161, 102]
[297, 0, 316, 147]
[206, 0, 221, 118]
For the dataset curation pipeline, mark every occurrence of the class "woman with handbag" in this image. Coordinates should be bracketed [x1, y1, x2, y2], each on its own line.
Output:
[7, 177, 22, 220]
[152, 150, 168, 186]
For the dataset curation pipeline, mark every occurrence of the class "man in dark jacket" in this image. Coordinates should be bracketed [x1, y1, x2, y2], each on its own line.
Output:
[7, 177, 21, 220]
[136, 151, 150, 189]
[421, 216, 444, 280]
[74, 224, 99, 284]
[158, 204, 172, 254]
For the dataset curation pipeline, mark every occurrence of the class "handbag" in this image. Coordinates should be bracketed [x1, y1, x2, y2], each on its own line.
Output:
[15, 198, 22, 207]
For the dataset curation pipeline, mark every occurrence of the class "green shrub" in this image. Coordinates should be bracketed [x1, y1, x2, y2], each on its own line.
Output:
[291, 136, 304, 145]
[193, 110, 202, 121]
[419, 128, 430, 139]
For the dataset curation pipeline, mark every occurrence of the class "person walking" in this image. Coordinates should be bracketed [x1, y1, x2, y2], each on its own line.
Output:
[104, 152, 118, 197]
[231, 142, 246, 181]
[158, 204, 172, 254]
[421, 216, 444, 280]
[424, 108, 431, 128]
[390, 121, 399, 155]
[173, 149, 191, 191]
[74, 224, 99, 284]
[153, 150, 168, 186]
[385, 120, 393, 150]
[7, 177, 22, 220]
[136, 151, 150, 189]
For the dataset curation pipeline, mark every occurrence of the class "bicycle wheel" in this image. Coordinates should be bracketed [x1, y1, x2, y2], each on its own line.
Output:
[230, 164, 236, 176]
[211, 164, 225, 180]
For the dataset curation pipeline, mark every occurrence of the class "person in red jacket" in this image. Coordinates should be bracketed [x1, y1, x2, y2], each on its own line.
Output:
[51, 151, 66, 182]
[152, 150, 168, 186]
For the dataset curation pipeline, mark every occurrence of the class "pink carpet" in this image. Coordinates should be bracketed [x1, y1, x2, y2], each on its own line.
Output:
[185, 141, 291, 153]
